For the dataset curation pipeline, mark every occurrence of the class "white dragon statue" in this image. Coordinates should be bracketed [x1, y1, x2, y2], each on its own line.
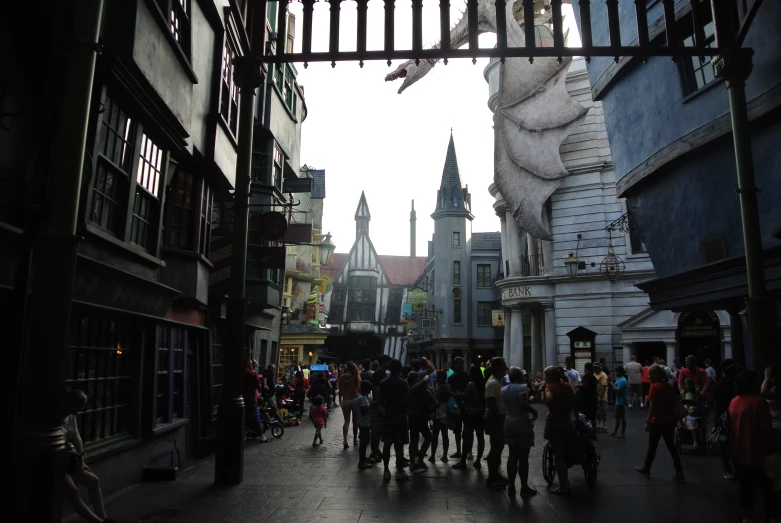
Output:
[385, 0, 587, 240]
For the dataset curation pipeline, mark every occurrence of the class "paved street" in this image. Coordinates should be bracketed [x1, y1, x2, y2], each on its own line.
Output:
[71, 404, 741, 523]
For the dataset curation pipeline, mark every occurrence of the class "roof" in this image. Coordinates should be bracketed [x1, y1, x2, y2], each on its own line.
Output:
[319, 252, 429, 287]
[354, 191, 371, 220]
[433, 132, 470, 216]
[472, 232, 502, 251]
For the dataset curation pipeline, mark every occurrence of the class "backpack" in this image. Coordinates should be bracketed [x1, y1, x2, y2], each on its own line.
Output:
[707, 411, 732, 456]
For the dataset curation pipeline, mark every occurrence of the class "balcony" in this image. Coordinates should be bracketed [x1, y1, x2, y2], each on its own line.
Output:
[519, 254, 544, 277]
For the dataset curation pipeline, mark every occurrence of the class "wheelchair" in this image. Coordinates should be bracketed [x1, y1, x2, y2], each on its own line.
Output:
[542, 414, 601, 490]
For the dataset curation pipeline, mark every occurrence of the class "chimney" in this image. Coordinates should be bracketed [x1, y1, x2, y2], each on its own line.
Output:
[410, 199, 417, 257]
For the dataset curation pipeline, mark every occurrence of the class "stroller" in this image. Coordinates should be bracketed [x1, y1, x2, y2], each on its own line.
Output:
[542, 414, 601, 490]
[675, 394, 708, 454]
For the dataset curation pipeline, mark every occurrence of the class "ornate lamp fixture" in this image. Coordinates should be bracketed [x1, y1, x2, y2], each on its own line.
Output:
[318, 232, 336, 265]
[600, 232, 626, 282]
[564, 250, 579, 279]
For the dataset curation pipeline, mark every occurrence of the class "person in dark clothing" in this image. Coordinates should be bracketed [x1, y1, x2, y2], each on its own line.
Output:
[408, 367, 435, 472]
[576, 362, 598, 430]
[714, 359, 744, 479]
[370, 355, 392, 462]
[380, 358, 411, 482]
[447, 357, 471, 459]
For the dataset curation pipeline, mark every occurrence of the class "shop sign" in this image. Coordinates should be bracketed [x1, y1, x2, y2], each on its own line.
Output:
[491, 310, 505, 326]
[319, 275, 333, 295]
[677, 311, 720, 338]
[407, 287, 428, 304]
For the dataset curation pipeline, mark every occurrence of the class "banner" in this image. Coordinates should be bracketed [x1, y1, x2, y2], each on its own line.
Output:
[319, 275, 333, 295]
[406, 287, 427, 304]
[492, 310, 505, 326]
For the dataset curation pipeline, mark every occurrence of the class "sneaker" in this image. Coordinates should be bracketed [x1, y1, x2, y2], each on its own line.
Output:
[366, 456, 379, 464]
[413, 462, 428, 471]
[723, 471, 735, 480]
[358, 461, 373, 469]
[440, 456, 449, 463]
[671, 471, 686, 483]
[472, 461, 482, 469]
[486, 478, 506, 490]
[395, 470, 410, 482]
[507, 485, 517, 495]
[520, 486, 538, 499]
[467, 453, 474, 460]
[635, 465, 650, 477]
[452, 462, 467, 470]
[383, 469, 391, 481]
[493, 475, 509, 484]
[427, 456, 435, 463]
[450, 452, 462, 458]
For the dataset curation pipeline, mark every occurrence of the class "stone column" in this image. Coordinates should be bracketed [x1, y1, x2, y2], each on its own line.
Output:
[543, 304, 557, 369]
[446, 349, 453, 365]
[499, 214, 509, 279]
[541, 203, 554, 275]
[622, 343, 633, 366]
[723, 340, 733, 360]
[505, 211, 522, 276]
[665, 342, 677, 367]
[531, 310, 543, 371]
[462, 349, 471, 367]
[503, 309, 512, 359]
[509, 308, 524, 368]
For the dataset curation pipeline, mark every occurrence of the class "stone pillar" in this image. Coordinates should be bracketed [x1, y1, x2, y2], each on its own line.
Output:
[666, 342, 677, 367]
[505, 211, 522, 276]
[622, 343, 633, 366]
[499, 215, 509, 279]
[446, 349, 453, 365]
[509, 308, 524, 368]
[541, 203, 554, 275]
[503, 309, 512, 359]
[543, 304, 557, 369]
[462, 349, 471, 367]
[723, 340, 733, 360]
[531, 310, 543, 371]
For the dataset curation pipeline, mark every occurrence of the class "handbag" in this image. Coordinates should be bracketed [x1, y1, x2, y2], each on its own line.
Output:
[707, 411, 732, 456]
[446, 396, 461, 416]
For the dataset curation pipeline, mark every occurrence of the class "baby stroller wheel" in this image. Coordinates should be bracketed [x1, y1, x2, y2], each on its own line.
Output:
[542, 442, 556, 485]
[271, 423, 284, 438]
[583, 445, 598, 490]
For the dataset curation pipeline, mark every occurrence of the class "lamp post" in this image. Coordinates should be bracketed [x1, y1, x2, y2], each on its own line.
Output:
[564, 250, 578, 279]
[319, 232, 336, 266]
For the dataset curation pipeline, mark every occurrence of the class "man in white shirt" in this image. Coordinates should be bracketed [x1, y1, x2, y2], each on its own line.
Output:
[624, 355, 644, 409]
[564, 357, 581, 389]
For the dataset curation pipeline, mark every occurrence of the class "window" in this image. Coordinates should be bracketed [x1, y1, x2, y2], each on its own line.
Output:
[157, 0, 190, 56]
[680, 8, 716, 95]
[385, 288, 404, 323]
[220, 36, 239, 136]
[477, 302, 492, 326]
[348, 276, 377, 322]
[66, 315, 134, 444]
[90, 91, 167, 253]
[260, 339, 268, 369]
[166, 169, 213, 256]
[155, 325, 187, 426]
[199, 182, 213, 257]
[453, 299, 462, 324]
[477, 264, 492, 287]
[267, 1, 278, 32]
[272, 144, 283, 189]
[210, 326, 223, 415]
[329, 286, 347, 323]
[453, 261, 461, 285]
[630, 228, 647, 254]
[453, 232, 460, 247]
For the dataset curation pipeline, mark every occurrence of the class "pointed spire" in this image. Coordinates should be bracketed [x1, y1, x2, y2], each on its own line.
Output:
[355, 191, 371, 237]
[433, 132, 471, 218]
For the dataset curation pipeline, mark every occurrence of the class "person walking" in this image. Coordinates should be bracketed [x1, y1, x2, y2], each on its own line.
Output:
[714, 358, 744, 479]
[408, 367, 435, 472]
[563, 357, 581, 389]
[370, 355, 392, 462]
[485, 357, 509, 490]
[502, 367, 538, 498]
[380, 359, 411, 482]
[730, 370, 776, 523]
[339, 361, 362, 449]
[611, 366, 629, 438]
[678, 354, 710, 396]
[430, 370, 451, 462]
[641, 360, 652, 409]
[576, 362, 598, 431]
[635, 364, 685, 482]
[245, 360, 269, 442]
[447, 357, 470, 459]
[544, 366, 576, 496]
[453, 365, 486, 470]
[594, 363, 609, 433]
[625, 356, 643, 410]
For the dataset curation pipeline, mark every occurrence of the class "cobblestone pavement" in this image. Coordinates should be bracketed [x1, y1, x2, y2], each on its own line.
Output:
[71, 404, 742, 523]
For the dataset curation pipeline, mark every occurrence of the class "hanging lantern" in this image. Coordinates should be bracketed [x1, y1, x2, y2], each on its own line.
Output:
[600, 233, 625, 281]
[564, 250, 579, 279]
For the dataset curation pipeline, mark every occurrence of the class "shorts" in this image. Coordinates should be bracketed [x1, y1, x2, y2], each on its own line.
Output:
[314, 423, 324, 430]
[370, 402, 383, 431]
[597, 401, 608, 417]
[505, 418, 535, 448]
[382, 412, 407, 444]
[463, 413, 485, 433]
[341, 396, 362, 419]
[614, 405, 626, 419]
[447, 414, 463, 432]
[642, 382, 651, 396]
[485, 414, 506, 444]
[629, 383, 643, 398]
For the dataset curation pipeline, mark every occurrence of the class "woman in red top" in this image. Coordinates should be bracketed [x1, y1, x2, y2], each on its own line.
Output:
[635, 364, 684, 482]
[729, 369, 775, 523]
[339, 361, 362, 448]
[544, 366, 576, 495]
[292, 370, 310, 415]
[641, 361, 651, 408]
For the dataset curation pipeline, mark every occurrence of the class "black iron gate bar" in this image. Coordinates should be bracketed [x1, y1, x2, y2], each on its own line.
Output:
[259, 0, 743, 66]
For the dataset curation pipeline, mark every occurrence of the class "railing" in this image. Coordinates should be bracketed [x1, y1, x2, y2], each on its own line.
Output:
[519, 254, 544, 277]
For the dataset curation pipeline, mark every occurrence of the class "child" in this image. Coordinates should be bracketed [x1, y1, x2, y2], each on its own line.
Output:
[356, 381, 373, 469]
[682, 405, 700, 448]
[309, 395, 327, 446]
[611, 366, 629, 438]
[683, 378, 700, 403]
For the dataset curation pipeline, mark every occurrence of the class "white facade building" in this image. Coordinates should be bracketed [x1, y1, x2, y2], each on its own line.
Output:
[485, 57, 732, 374]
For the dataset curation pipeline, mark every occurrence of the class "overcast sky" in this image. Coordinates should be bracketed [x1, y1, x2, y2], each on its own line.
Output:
[292, 2, 579, 256]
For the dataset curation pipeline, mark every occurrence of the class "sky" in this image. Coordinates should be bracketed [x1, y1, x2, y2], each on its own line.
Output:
[292, 2, 579, 256]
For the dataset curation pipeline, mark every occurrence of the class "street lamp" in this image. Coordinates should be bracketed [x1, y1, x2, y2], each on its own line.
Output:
[564, 250, 579, 279]
[319, 232, 336, 266]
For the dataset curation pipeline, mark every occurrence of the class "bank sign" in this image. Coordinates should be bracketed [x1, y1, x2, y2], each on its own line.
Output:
[501, 286, 533, 300]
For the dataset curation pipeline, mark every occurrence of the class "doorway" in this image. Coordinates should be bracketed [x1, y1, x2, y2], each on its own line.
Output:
[634, 342, 666, 366]
[677, 311, 722, 375]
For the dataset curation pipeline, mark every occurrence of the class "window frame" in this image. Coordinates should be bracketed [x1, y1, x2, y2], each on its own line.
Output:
[348, 276, 377, 323]
[329, 285, 347, 324]
[385, 288, 404, 324]
[678, 6, 718, 97]
[476, 264, 492, 288]
[453, 298, 462, 325]
[452, 232, 460, 247]
[477, 302, 492, 327]
[453, 260, 461, 285]
[153, 325, 189, 428]
[219, 29, 240, 139]
[157, 0, 191, 59]
[164, 168, 214, 257]
[622, 200, 648, 256]
[87, 88, 168, 258]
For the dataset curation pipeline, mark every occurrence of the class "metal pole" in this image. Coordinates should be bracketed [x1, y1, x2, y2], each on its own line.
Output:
[214, 57, 262, 484]
[14, 0, 103, 520]
[713, 48, 772, 373]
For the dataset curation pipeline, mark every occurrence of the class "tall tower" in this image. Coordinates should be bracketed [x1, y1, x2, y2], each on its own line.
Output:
[410, 200, 416, 257]
[355, 190, 371, 238]
[431, 131, 474, 338]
